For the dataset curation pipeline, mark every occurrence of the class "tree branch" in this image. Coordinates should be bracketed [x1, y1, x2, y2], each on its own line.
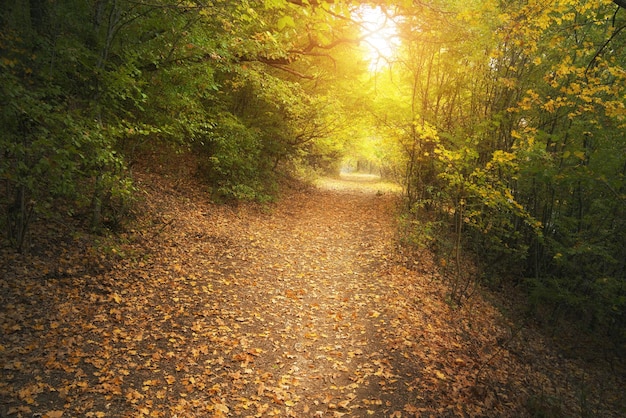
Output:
[266, 64, 316, 79]
[585, 22, 626, 75]
[285, 0, 334, 6]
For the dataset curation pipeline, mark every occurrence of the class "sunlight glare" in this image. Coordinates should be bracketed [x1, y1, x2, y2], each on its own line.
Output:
[357, 6, 400, 71]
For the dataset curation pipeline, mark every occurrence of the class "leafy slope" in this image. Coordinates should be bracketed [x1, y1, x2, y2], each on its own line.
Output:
[1, 171, 624, 417]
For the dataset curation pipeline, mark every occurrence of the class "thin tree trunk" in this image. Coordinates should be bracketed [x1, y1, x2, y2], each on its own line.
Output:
[91, 172, 104, 231]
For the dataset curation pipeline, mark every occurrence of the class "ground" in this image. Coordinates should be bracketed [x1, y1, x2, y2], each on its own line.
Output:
[1, 171, 624, 417]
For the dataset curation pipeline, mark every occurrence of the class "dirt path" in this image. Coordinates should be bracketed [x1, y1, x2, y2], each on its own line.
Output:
[146, 173, 414, 417]
[205, 181, 406, 417]
[1, 173, 624, 417]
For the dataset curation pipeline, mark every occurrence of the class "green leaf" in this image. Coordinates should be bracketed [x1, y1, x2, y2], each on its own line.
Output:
[264, 0, 286, 9]
[277, 15, 295, 30]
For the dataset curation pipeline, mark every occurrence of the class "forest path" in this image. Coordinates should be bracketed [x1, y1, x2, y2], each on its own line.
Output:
[2, 172, 624, 417]
[155, 172, 417, 417]
[206, 175, 409, 417]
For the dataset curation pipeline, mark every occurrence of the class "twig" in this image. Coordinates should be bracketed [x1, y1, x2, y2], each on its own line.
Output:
[474, 316, 529, 383]
[151, 218, 175, 239]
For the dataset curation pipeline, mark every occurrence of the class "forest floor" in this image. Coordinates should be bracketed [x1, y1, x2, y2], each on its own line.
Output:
[1, 168, 625, 418]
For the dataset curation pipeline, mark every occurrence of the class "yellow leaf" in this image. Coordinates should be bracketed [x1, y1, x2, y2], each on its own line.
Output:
[434, 370, 446, 380]
[337, 399, 351, 409]
[8, 406, 32, 415]
[214, 402, 229, 413]
[404, 404, 418, 413]
[43, 411, 65, 418]
[1, 57, 17, 67]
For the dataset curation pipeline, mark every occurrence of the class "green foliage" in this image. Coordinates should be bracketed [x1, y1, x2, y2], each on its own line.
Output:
[397, 203, 444, 251]
[0, 0, 142, 242]
[1, 0, 356, 244]
[496, 0, 626, 336]
[374, 0, 626, 340]
[196, 111, 271, 202]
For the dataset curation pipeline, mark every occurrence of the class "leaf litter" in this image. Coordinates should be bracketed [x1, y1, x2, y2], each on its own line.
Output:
[1, 171, 624, 417]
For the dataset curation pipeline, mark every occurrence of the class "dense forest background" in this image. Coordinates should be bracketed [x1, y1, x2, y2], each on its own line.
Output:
[2, 0, 625, 351]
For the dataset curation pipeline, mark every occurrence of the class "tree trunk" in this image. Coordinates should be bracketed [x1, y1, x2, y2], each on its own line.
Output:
[7, 185, 32, 253]
[91, 172, 104, 231]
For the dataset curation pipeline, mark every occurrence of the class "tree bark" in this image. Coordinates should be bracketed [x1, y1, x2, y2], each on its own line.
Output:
[614, 0, 626, 9]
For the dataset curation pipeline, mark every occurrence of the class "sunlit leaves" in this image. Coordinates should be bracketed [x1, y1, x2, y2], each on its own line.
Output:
[375, 0, 625, 340]
[277, 15, 296, 30]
